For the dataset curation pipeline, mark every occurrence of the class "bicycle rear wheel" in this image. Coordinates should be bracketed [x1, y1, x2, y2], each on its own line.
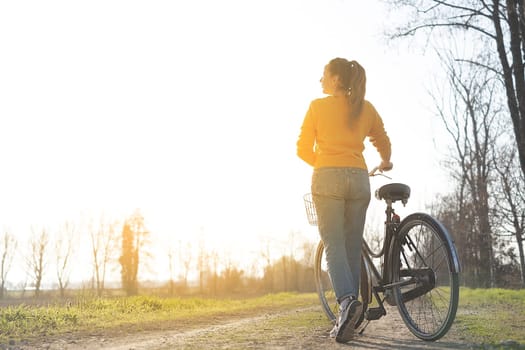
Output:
[390, 213, 460, 341]
[314, 240, 369, 329]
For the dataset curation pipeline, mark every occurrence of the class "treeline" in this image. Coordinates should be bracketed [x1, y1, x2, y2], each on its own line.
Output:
[0, 212, 320, 299]
[166, 256, 316, 297]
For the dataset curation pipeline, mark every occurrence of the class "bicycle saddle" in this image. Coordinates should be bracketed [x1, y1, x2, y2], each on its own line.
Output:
[375, 183, 411, 204]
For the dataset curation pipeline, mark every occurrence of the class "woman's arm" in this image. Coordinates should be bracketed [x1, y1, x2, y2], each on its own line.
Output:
[296, 103, 317, 167]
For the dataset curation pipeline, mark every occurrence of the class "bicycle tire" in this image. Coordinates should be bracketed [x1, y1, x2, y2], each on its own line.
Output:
[314, 240, 369, 328]
[390, 213, 460, 341]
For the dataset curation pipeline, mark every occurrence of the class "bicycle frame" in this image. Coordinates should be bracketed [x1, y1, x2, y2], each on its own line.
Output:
[361, 202, 461, 313]
[359, 199, 400, 306]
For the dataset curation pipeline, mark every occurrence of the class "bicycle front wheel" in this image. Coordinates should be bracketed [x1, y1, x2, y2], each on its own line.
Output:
[314, 240, 369, 328]
[390, 213, 460, 341]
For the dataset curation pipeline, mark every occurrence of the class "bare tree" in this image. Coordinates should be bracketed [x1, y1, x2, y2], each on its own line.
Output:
[196, 233, 208, 294]
[299, 240, 317, 292]
[219, 255, 243, 294]
[26, 227, 49, 297]
[89, 215, 119, 296]
[0, 230, 17, 299]
[178, 240, 192, 290]
[492, 144, 525, 286]
[17, 278, 28, 298]
[167, 244, 176, 296]
[260, 237, 274, 292]
[208, 249, 219, 295]
[300, 240, 315, 269]
[388, 0, 525, 185]
[287, 230, 300, 291]
[431, 51, 502, 287]
[54, 221, 76, 297]
[280, 255, 288, 291]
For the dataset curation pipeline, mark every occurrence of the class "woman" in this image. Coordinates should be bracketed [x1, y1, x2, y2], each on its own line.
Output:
[296, 58, 392, 343]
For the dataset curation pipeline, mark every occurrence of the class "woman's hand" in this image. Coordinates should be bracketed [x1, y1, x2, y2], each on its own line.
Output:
[379, 160, 393, 172]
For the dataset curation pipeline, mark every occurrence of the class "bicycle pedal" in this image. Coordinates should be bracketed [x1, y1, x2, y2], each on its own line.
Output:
[365, 307, 386, 321]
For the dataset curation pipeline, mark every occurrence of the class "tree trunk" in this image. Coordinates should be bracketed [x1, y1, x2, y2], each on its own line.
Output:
[494, 0, 525, 177]
[517, 229, 525, 286]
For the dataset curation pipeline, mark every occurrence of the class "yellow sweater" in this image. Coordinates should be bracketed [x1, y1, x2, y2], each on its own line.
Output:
[296, 96, 391, 169]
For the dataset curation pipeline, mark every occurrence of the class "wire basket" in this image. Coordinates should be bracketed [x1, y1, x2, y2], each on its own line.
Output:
[303, 193, 318, 226]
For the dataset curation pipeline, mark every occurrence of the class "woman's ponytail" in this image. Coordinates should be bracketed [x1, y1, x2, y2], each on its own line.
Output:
[348, 60, 366, 119]
[327, 58, 367, 122]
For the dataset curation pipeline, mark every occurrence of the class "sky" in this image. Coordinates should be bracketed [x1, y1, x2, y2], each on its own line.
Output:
[0, 0, 451, 284]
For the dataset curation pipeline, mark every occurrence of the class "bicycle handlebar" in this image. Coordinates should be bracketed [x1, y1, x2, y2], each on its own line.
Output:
[368, 166, 393, 180]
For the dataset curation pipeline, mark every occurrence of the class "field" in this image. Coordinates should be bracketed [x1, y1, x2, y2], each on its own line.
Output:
[0, 288, 523, 349]
[453, 288, 525, 347]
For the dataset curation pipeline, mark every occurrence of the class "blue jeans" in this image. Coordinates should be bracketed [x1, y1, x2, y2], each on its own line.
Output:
[312, 167, 371, 303]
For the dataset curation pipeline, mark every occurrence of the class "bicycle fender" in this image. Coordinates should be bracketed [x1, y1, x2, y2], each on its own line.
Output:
[397, 213, 461, 274]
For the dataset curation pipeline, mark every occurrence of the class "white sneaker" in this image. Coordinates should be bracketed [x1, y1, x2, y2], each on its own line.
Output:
[335, 298, 363, 343]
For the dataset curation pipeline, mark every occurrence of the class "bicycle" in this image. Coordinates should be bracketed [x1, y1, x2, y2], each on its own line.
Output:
[303, 168, 460, 341]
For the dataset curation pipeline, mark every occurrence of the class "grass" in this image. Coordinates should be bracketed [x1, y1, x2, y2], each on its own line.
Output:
[0, 288, 524, 348]
[454, 288, 525, 348]
[0, 292, 318, 345]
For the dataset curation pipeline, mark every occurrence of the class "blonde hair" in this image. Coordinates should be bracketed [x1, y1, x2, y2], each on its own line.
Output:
[328, 58, 366, 119]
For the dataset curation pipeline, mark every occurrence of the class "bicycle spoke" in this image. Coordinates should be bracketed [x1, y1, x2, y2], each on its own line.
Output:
[404, 234, 431, 269]
[433, 288, 451, 309]
[422, 242, 446, 265]
[431, 253, 448, 272]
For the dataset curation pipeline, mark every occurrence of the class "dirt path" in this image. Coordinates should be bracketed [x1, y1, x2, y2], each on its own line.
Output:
[22, 305, 472, 350]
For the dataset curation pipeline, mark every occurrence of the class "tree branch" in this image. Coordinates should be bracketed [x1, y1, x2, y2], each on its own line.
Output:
[394, 21, 497, 39]
[454, 58, 503, 76]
